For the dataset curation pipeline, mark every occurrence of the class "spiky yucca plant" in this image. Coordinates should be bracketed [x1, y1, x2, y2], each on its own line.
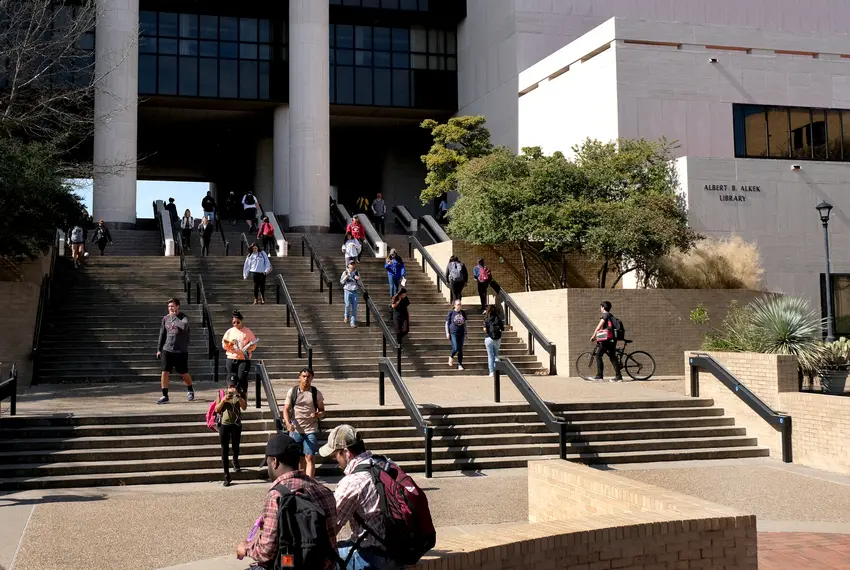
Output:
[747, 296, 827, 375]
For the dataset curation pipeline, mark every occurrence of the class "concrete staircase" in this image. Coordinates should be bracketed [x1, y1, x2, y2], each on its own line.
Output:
[106, 229, 164, 256]
[0, 398, 769, 490]
[36, 256, 213, 383]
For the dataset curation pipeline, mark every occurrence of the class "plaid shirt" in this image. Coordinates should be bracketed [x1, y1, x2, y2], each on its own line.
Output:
[334, 451, 385, 549]
[246, 470, 338, 569]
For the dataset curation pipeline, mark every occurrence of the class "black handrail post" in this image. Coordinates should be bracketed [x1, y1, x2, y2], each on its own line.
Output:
[366, 300, 371, 326]
[307, 347, 313, 370]
[301, 240, 305, 257]
[286, 305, 291, 327]
[559, 423, 567, 460]
[397, 347, 402, 375]
[689, 359, 700, 397]
[196, 282, 200, 305]
[549, 346, 557, 376]
[298, 337, 303, 359]
[528, 331, 534, 355]
[276, 284, 280, 305]
[494, 369, 501, 403]
[382, 335, 387, 357]
[255, 372, 262, 409]
[782, 416, 793, 463]
[379, 369, 385, 406]
[424, 426, 433, 478]
[319, 274, 323, 292]
[408, 241, 413, 260]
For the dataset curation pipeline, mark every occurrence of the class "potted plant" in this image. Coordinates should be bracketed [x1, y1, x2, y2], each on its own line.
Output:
[819, 337, 850, 394]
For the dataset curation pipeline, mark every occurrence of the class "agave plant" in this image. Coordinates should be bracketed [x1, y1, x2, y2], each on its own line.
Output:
[747, 295, 827, 375]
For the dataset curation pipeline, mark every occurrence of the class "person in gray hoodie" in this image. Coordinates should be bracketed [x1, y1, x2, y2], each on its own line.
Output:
[340, 261, 361, 328]
[156, 297, 193, 404]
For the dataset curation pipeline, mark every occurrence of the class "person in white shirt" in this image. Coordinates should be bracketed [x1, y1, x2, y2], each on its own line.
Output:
[342, 233, 362, 266]
[242, 192, 259, 232]
[243, 242, 272, 305]
[180, 210, 194, 251]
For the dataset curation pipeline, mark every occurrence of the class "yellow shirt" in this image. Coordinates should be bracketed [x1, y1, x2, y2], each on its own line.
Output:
[222, 326, 257, 360]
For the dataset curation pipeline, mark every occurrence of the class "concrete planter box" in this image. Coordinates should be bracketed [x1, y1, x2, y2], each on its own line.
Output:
[819, 369, 849, 395]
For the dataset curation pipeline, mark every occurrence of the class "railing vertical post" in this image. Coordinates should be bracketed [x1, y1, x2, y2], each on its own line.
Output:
[202, 306, 207, 328]
[328, 283, 332, 305]
[379, 369, 385, 406]
[196, 282, 200, 305]
[286, 305, 291, 327]
[319, 274, 323, 292]
[301, 240, 305, 257]
[424, 426, 433, 479]
[255, 372, 262, 409]
[397, 347, 402, 375]
[494, 369, 501, 403]
[782, 417, 793, 463]
[367, 300, 371, 326]
[298, 337, 303, 359]
[308, 347, 313, 370]
[528, 331, 533, 355]
[549, 346, 557, 376]
[408, 241, 413, 260]
[559, 422, 567, 460]
[689, 360, 700, 397]
[214, 351, 219, 383]
[310, 256, 314, 272]
[382, 335, 387, 357]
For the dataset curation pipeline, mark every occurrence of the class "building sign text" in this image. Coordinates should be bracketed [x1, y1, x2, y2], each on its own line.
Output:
[703, 184, 761, 203]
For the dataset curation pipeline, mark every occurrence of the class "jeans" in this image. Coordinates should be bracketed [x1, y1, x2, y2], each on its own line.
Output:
[345, 289, 359, 325]
[219, 423, 242, 476]
[485, 337, 501, 373]
[226, 358, 251, 394]
[388, 276, 401, 297]
[337, 541, 400, 570]
[450, 332, 465, 365]
[450, 280, 464, 302]
[595, 341, 621, 378]
[204, 210, 215, 223]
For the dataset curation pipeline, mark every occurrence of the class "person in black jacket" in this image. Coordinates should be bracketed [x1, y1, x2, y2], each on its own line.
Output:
[198, 216, 215, 257]
[201, 190, 218, 229]
[483, 304, 504, 377]
[224, 192, 239, 226]
[391, 288, 410, 345]
[91, 220, 113, 255]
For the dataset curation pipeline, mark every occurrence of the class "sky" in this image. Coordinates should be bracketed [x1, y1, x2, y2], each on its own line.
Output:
[68, 179, 211, 219]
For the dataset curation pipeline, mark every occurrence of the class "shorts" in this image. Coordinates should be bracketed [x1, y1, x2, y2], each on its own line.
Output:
[290, 431, 319, 456]
[161, 351, 189, 374]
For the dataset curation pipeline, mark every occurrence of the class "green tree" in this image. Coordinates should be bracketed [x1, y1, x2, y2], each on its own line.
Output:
[0, 138, 86, 259]
[419, 116, 494, 204]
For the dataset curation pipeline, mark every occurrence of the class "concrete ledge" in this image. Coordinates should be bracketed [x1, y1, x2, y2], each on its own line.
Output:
[416, 460, 757, 570]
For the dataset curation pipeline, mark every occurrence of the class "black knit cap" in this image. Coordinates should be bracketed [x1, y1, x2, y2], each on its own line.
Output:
[266, 433, 303, 459]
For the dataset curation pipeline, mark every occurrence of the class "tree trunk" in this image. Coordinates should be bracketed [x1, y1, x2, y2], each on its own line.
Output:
[610, 266, 636, 289]
[560, 253, 568, 288]
[597, 259, 609, 289]
[517, 242, 532, 292]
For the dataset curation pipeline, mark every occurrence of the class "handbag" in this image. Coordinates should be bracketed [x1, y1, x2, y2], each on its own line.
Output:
[595, 329, 612, 342]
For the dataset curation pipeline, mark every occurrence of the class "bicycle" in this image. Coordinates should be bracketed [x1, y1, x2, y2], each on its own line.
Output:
[575, 340, 656, 381]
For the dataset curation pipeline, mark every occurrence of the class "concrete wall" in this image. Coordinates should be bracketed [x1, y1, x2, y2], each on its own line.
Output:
[686, 351, 850, 474]
[416, 459, 758, 570]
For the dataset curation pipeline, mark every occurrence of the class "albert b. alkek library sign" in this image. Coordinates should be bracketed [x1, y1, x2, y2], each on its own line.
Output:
[704, 184, 762, 203]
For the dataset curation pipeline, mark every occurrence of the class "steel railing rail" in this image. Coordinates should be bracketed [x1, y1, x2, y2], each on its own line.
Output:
[360, 282, 403, 373]
[331, 202, 351, 234]
[407, 235, 449, 294]
[392, 205, 417, 234]
[275, 274, 314, 369]
[240, 232, 249, 256]
[300, 235, 334, 304]
[689, 353, 792, 462]
[493, 358, 567, 460]
[419, 215, 449, 243]
[0, 363, 18, 416]
[489, 281, 557, 375]
[30, 232, 60, 386]
[195, 275, 220, 383]
[378, 357, 433, 477]
[254, 360, 284, 433]
[216, 216, 230, 256]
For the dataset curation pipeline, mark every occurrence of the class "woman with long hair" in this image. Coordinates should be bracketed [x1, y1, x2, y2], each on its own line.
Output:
[483, 304, 504, 377]
[180, 209, 194, 250]
[242, 242, 272, 304]
[391, 287, 410, 345]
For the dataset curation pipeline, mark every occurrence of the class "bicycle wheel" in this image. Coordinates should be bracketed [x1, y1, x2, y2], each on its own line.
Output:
[574, 351, 599, 381]
[624, 351, 656, 381]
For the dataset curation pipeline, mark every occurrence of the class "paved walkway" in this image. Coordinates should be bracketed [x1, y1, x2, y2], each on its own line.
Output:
[760, 533, 850, 569]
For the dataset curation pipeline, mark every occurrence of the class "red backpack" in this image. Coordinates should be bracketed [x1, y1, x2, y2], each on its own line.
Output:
[206, 390, 225, 431]
[351, 456, 436, 565]
[477, 265, 491, 282]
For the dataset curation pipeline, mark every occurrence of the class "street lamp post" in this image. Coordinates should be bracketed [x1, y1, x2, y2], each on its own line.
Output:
[817, 201, 836, 342]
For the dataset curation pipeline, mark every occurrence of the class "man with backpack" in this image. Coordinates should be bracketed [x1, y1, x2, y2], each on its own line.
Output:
[320, 424, 436, 570]
[69, 224, 86, 268]
[473, 258, 492, 313]
[243, 191, 258, 231]
[201, 190, 217, 228]
[237, 433, 339, 569]
[590, 301, 624, 382]
[445, 256, 467, 303]
[283, 368, 325, 478]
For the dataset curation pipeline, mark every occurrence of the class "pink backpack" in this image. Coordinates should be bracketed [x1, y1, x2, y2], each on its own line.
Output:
[206, 390, 225, 431]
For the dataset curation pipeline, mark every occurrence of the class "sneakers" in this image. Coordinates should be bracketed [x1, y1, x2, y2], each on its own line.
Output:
[457, 364, 465, 371]
[350, 323, 357, 328]
[233, 459, 241, 473]
[489, 372, 494, 377]
[448, 356, 453, 366]
[223, 475, 232, 487]
[187, 391, 195, 401]
[591, 376, 604, 381]
[609, 377, 624, 383]
[343, 317, 349, 323]
[157, 396, 169, 405]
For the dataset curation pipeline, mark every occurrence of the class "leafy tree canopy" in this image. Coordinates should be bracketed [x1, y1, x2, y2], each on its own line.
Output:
[0, 138, 86, 259]
[419, 115, 494, 203]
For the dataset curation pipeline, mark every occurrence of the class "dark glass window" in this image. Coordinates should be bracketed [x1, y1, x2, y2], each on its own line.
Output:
[179, 57, 198, 95]
[337, 66, 354, 104]
[826, 110, 842, 160]
[139, 54, 157, 93]
[199, 58, 218, 96]
[158, 55, 177, 95]
[767, 108, 790, 158]
[159, 13, 178, 37]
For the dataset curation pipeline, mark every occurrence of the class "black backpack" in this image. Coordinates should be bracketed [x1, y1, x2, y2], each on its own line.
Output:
[486, 316, 503, 340]
[272, 484, 341, 570]
[245, 194, 256, 205]
[608, 314, 626, 341]
[288, 386, 320, 430]
[459, 262, 468, 282]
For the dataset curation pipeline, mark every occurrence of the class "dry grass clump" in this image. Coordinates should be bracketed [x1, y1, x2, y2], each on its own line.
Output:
[655, 236, 764, 290]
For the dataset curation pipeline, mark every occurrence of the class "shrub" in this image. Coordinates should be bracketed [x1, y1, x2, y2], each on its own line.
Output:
[655, 236, 764, 289]
[702, 295, 826, 374]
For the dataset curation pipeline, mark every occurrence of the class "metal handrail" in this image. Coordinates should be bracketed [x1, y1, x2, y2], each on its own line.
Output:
[154, 201, 166, 255]
[240, 232, 249, 256]
[355, 214, 380, 257]
[360, 282, 403, 373]
[408, 235, 449, 294]
[490, 281, 557, 375]
[0, 363, 18, 416]
[300, 235, 334, 304]
[254, 360, 284, 433]
[216, 216, 230, 256]
[275, 274, 314, 369]
[689, 353, 792, 462]
[378, 357, 433, 477]
[31, 232, 59, 386]
[493, 358, 567, 460]
[195, 275, 220, 383]
[331, 202, 350, 233]
[393, 205, 415, 233]
[419, 215, 450, 243]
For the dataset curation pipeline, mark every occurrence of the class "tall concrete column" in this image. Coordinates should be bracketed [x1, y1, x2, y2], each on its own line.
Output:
[254, 138, 274, 211]
[289, 0, 330, 232]
[93, 0, 139, 227]
[273, 106, 291, 225]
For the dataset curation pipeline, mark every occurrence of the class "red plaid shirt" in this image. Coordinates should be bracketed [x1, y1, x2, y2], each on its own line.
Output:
[246, 470, 338, 569]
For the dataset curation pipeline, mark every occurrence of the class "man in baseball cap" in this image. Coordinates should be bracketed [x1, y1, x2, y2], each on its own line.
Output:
[319, 424, 361, 462]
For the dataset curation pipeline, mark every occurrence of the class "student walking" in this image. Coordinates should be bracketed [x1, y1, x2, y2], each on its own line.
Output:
[243, 242, 272, 305]
[257, 216, 276, 254]
[341, 261, 360, 327]
[215, 381, 246, 486]
[180, 210, 194, 250]
[91, 220, 113, 256]
[222, 310, 258, 394]
[437, 196, 449, 224]
[69, 224, 85, 268]
[156, 298, 194, 404]
[590, 300, 623, 382]
[198, 216, 214, 256]
[201, 190, 217, 227]
[445, 299, 468, 370]
[445, 256, 468, 303]
[236, 433, 338, 569]
[242, 192, 258, 231]
[342, 233, 362, 266]
[371, 192, 387, 234]
[384, 249, 406, 298]
[356, 194, 370, 215]
[345, 217, 365, 261]
[392, 288, 410, 345]
[473, 258, 492, 313]
[165, 197, 178, 223]
[225, 191, 239, 226]
[483, 304, 504, 377]
[283, 368, 326, 478]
